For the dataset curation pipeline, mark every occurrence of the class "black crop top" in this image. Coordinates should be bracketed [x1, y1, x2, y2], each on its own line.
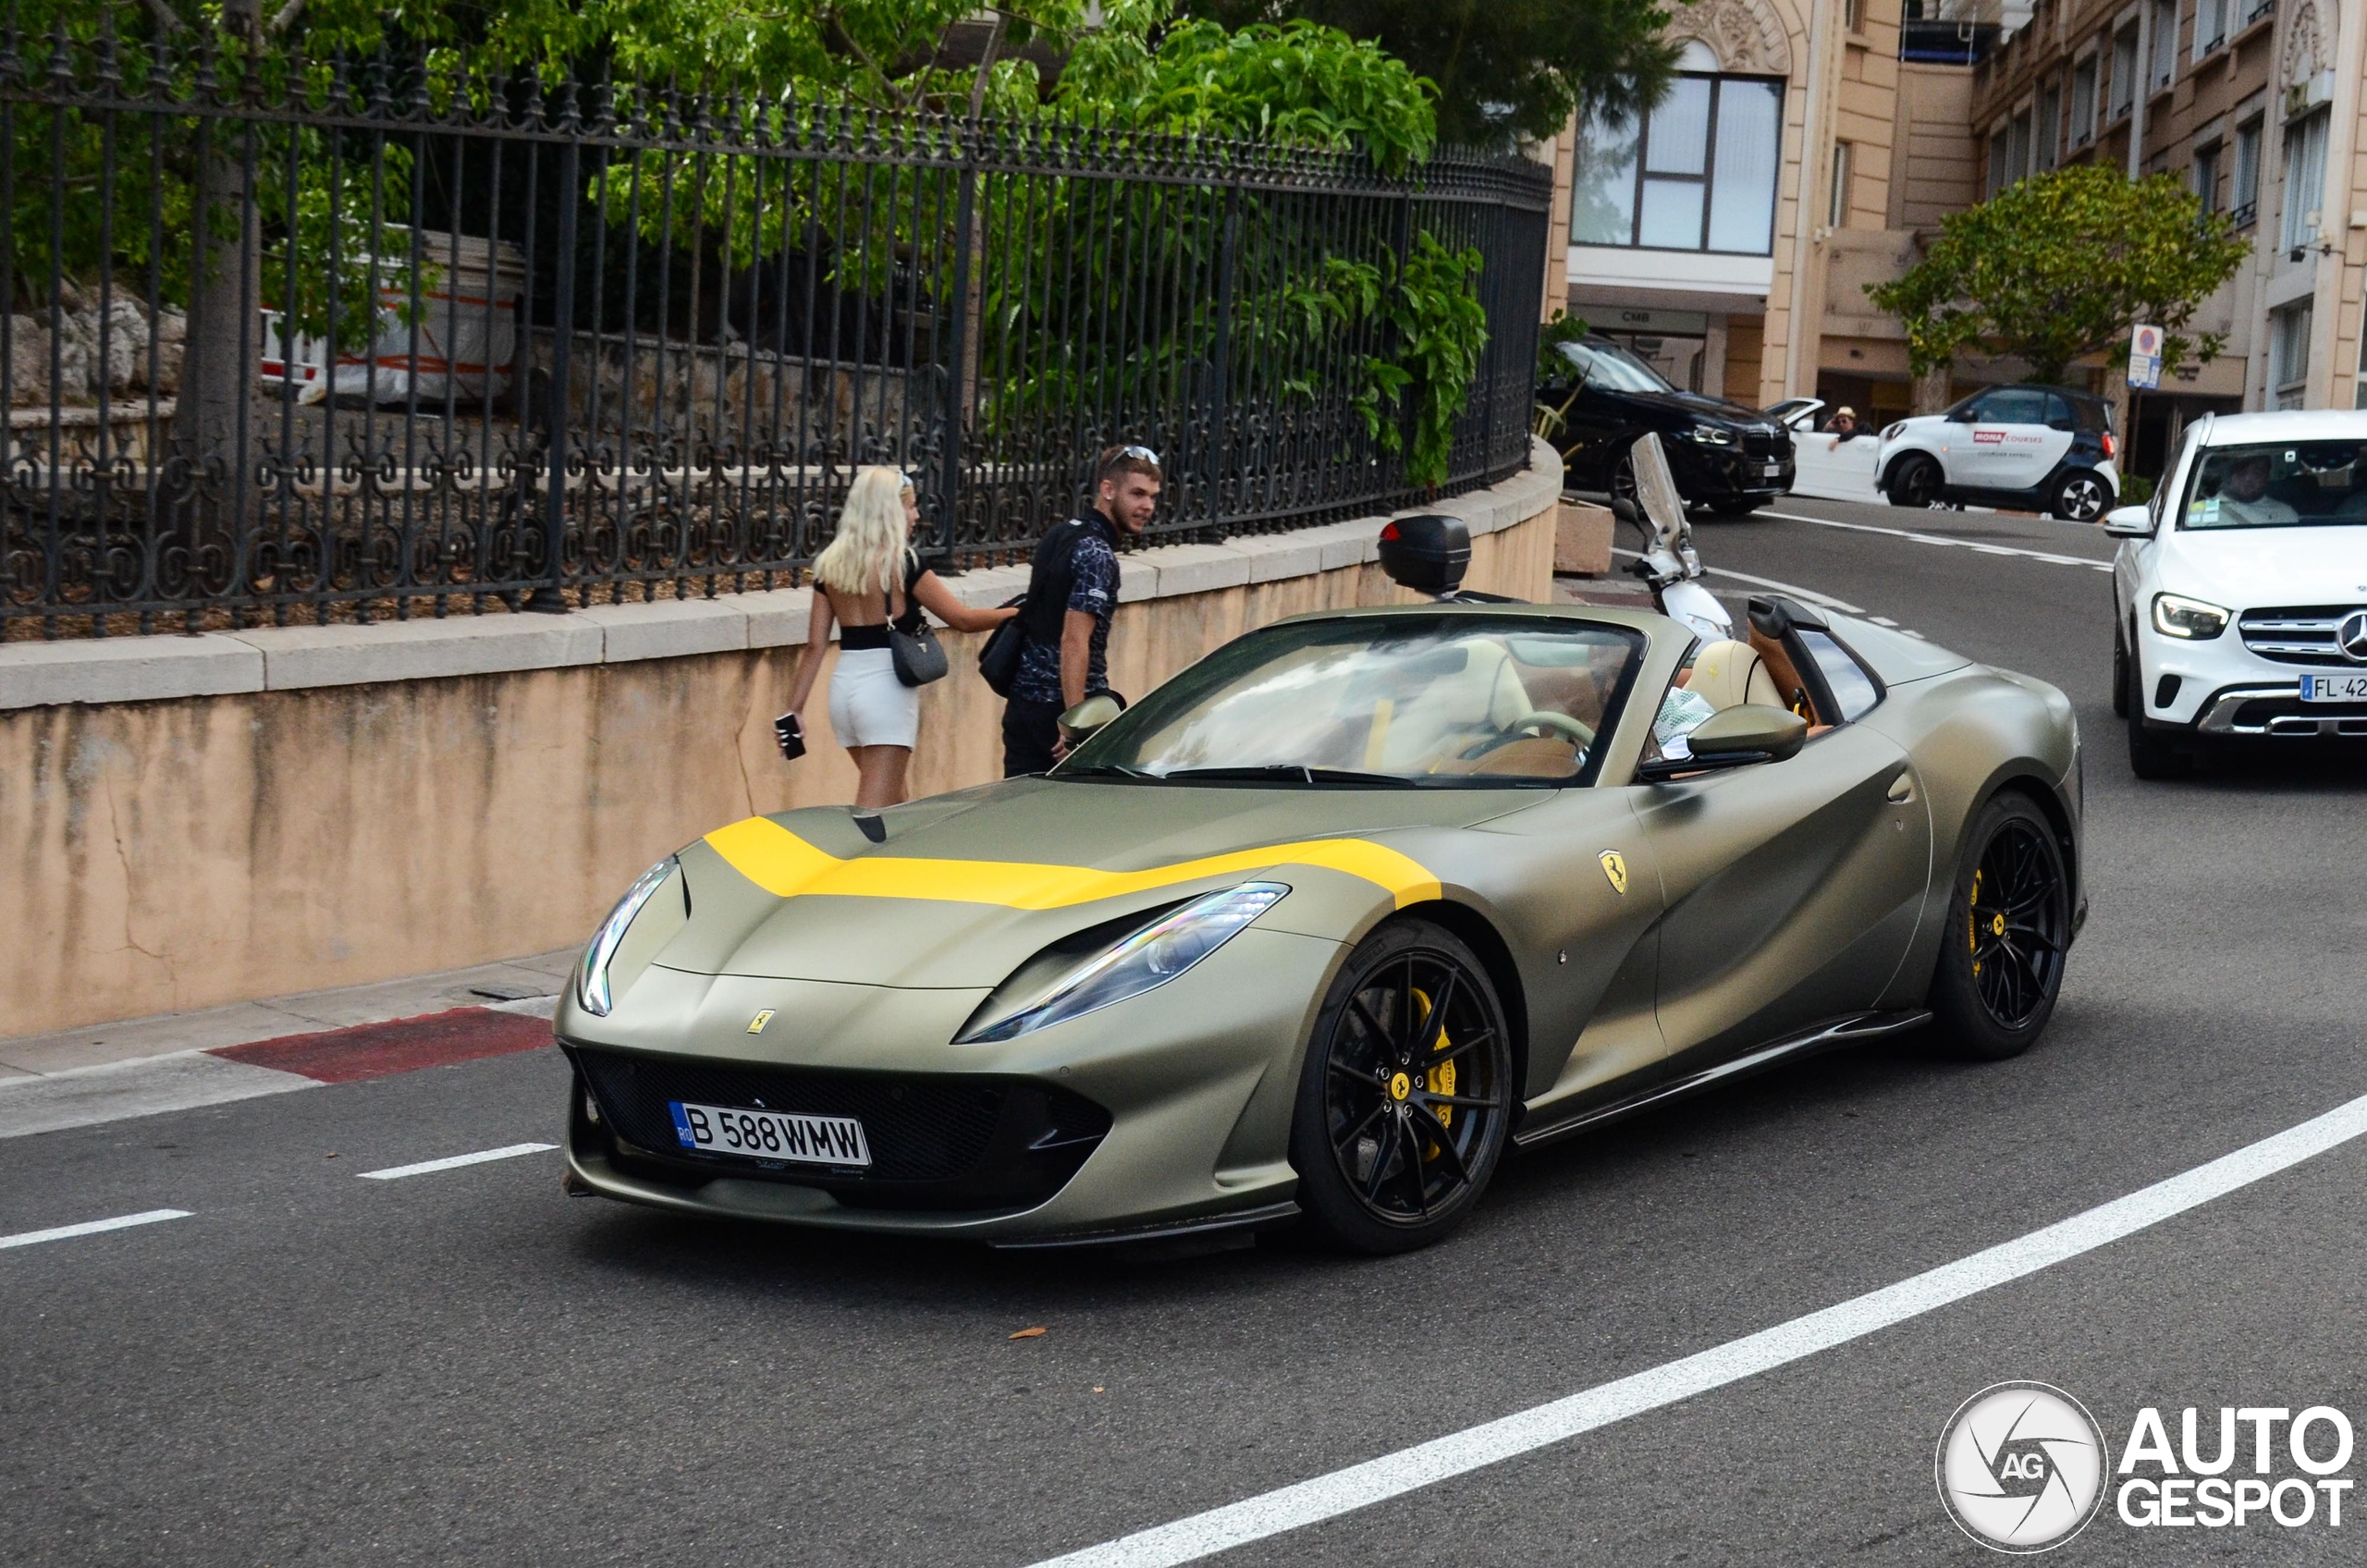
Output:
[835, 551, 926, 650]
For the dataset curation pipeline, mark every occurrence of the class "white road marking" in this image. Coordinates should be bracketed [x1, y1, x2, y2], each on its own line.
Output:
[357, 1143, 557, 1181]
[1027, 1090, 2367, 1568]
[1607, 548, 1865, 614]
[1, 1209, 191, 1251]
[1760, 509, 2116, 572]
[0, 1051, 316, 1142]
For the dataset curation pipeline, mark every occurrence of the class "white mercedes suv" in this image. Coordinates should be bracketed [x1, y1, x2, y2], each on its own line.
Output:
[2109, 410, 2367, 777]
[1875, 383, 2121, 520]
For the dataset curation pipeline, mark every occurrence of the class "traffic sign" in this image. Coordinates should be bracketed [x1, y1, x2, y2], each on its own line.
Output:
[2128, 324, 2163, 390]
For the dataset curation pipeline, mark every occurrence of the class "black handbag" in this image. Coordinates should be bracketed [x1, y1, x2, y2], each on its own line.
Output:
[889, 619, 948, 687]
[977, 593, 1028, 697]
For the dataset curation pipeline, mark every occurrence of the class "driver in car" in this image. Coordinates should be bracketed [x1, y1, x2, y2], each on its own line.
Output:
[2210, 452, 2300, 526]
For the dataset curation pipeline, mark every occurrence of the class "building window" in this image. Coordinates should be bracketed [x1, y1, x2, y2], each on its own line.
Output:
[1829, 141, 1854, 227]
[2037, 80, 2062, 169]
[2007, 110, 2033, 186]
[2196, 0, 2227, 55]
[1570, 71, 1784, 254]
[1986, 127, 2010, 196]
[2150, 0, 2179, 91]
[2070, 56, 2098, 144]
[2270, 301, 2312, 408]
[2193, 141, 2222, 212]
[2280, 109, 2329, 253]
[2111, 27, 2140, 119]
[2231, 116, 2263, 226]
[1845, 0, 1865, 30]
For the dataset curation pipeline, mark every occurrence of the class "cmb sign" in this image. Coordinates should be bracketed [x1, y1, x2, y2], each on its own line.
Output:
[2128, 324, 2164, 390]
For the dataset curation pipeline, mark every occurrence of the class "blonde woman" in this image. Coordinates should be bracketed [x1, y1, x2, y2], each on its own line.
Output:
[784, 467, 1017, 808]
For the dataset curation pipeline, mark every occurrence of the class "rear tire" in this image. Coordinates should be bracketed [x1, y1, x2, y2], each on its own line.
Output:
[2052, 468, 2113, 522]
[1887, 453, 1941, 508]
[1289, 920, 1513, 1255]
[1928, 792, 2071, 1060]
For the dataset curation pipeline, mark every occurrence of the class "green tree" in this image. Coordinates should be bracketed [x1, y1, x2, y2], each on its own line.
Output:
[1866, 165, 2251, 385]
[1184, 0, 1682, 148]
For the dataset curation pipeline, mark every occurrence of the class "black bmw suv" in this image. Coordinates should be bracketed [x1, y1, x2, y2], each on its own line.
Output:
[1539, 336, 1795, 515]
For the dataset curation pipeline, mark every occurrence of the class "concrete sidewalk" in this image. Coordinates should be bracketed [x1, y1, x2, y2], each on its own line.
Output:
[0, 946, 574, 1081]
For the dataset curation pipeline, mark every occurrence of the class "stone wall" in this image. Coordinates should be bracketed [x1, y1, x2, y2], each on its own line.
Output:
[0, 443, 1560, 1038]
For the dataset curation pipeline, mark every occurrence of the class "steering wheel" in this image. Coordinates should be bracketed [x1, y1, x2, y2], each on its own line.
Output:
[1507, 710, 1595, 748]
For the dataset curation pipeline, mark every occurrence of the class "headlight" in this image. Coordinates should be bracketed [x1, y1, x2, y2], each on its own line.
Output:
[1678, 425, 1735, 446]
[957, 883, 1288, 1044]
[2152, 592, 2229, 640]
[577, 857, 677, 1016]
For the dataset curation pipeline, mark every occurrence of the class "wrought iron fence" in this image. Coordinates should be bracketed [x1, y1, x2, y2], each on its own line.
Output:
[1, 21, 1550, 638]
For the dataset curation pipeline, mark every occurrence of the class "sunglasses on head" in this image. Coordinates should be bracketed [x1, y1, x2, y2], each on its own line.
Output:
[1117, 444, 1160, 466]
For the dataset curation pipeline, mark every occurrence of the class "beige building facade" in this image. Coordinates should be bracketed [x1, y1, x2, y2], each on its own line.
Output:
[1542, 0, 2367, 473]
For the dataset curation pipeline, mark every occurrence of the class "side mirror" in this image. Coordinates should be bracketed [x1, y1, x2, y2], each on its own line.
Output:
[1635, 704, 1808, 781]
[1057, 693, 1123, 746]
[1608, 496, 1644, 530]
[1945, 407, 1977, 424]
[2103, 503, 2153, 537]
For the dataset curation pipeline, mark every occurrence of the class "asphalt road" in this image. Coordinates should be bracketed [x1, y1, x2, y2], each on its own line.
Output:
[8, 494, 2367, 1566]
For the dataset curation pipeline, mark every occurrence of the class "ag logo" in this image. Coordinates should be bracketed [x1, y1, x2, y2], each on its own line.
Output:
[1599, 850, 1628, 895]
[1937, 1382, 2107, 1553]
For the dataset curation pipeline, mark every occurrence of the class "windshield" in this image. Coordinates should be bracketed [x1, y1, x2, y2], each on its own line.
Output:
[1059, 617, 1646, 787]
[2178, 440, 2367, 530]
[1558, 338, 1674, 395]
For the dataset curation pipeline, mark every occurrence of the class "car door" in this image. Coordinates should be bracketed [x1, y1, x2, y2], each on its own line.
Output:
[1957, 386, 2059, 493]
[1628, 665, 1932, 1068]
[1550, 343, 1626, 487]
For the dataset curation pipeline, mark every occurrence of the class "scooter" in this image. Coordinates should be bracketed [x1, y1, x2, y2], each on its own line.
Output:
[1609, 432, 1733, 643]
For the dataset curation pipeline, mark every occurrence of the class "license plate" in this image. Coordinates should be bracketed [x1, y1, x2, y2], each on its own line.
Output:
[2300, 674, 2367, 703]
[1760, 462, 1784, 477]
[669, 1100, 871, 1166]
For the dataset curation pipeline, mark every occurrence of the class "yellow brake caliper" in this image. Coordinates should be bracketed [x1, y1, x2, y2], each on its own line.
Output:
[1411, 987, 1455, 1158]
[1968, 868, 1982, 977]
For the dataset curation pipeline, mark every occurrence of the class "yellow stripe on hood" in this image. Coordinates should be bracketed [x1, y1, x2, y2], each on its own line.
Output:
[703, 815, 1441, 911]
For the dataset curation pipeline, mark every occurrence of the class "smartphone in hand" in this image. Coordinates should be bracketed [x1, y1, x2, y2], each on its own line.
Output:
[773, 712, 805, 761]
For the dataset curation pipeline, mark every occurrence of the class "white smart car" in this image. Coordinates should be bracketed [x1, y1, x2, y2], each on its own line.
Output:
[2109, 410, 2367, 777]
[1875, 384, 2121, 520]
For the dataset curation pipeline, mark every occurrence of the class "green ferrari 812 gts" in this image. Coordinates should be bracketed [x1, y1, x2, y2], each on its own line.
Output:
[558, 574, 2082, 1253]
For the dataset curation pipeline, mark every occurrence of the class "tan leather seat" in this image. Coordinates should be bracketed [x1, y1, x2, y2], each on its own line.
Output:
[1689, 639, 1784, 711]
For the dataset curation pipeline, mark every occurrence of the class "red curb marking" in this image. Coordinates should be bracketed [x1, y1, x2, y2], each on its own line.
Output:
[210, 1007, 552, 1084]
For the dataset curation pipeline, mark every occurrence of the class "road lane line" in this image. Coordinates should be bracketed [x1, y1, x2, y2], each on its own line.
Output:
[1608, 548, 1866, 614]
[1027, 1091, 2367, 1568]
[1760, 509, 2116, 572]
[357, 1143, 557, 1181]
[1, 1209, 191, 1251]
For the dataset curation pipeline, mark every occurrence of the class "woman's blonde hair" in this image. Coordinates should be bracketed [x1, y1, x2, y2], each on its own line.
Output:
[813, 466, 913, 598]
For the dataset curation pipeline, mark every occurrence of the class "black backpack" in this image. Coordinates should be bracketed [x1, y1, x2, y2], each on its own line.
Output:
[978, 516, 1103, 698]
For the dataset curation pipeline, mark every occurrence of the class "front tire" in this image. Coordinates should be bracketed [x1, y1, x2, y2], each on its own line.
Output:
[2123, 643, 2189, 778]
[1289, 920, 1513, 1255]
[1928, 793, 2072, 1060]
[2052, 468, 2113, 522]
[2110, 628, 2130, 718]
[1887, 453, 1941, 508]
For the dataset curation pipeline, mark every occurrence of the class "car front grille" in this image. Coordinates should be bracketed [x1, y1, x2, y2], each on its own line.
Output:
[1742, 430, 1790, 459]
[2238, 606, 2367, 666]
[568, 1045, 1112, 1209]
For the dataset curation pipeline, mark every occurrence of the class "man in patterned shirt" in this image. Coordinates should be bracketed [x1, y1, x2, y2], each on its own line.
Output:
[1001, 445, 1162, 775]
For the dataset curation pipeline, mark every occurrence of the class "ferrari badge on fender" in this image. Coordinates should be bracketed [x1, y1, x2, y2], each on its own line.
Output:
[1600, 851, 1628, 895]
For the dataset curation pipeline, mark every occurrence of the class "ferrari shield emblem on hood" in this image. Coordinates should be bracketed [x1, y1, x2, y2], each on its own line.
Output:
[1599, 850, 1628, 895]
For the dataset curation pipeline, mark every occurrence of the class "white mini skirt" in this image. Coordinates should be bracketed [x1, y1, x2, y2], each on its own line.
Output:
[828, 646, 920, 750]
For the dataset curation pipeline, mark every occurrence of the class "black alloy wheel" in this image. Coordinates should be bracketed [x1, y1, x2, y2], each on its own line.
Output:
[1290, 920, 1513, 1254]
[1887, 453, 1941, 508]
[1929, 793, 2072, 1060]
[1608, 452, 1638, 509]
[2053, 468, 2112, 522]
